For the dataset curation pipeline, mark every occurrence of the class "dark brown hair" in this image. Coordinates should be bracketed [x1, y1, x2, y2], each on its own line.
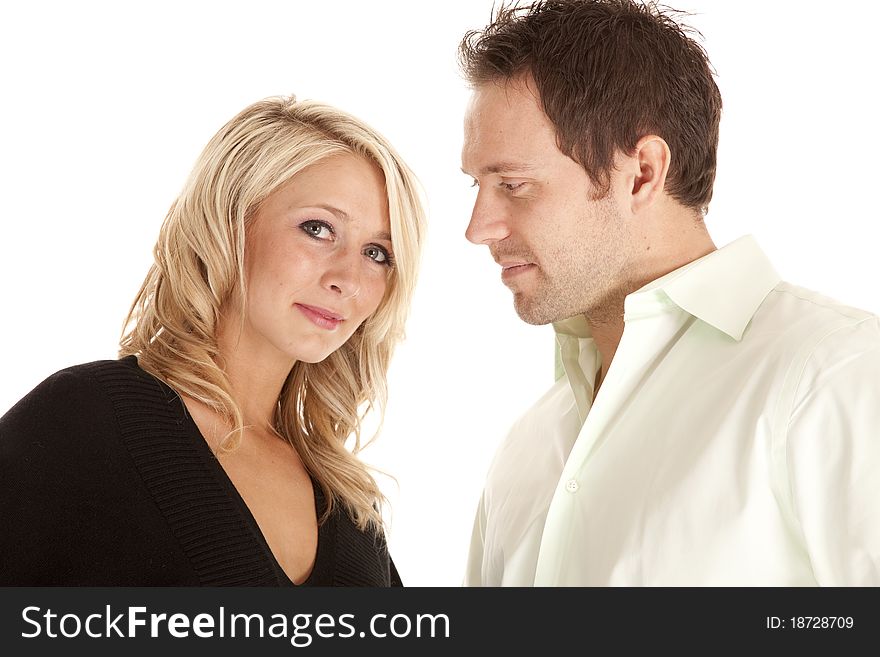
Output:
[459, 0, 722, 212]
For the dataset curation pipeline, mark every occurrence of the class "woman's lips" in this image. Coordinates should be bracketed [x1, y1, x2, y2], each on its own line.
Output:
[295, 303, 343, 330]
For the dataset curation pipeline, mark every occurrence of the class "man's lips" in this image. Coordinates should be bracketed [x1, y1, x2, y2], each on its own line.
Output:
[295, 303, 344, 330]
[500, 262, 536, 281]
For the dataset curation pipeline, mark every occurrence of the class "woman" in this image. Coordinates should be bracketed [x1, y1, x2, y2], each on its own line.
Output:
[0, 96, 425, 585]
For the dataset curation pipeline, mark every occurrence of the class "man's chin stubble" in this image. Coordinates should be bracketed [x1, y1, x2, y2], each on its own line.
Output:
[513, 293, 568, 326]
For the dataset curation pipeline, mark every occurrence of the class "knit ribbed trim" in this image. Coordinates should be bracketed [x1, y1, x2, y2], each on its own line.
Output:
[333, 513, 391, 587]
[87, 358, 279, 585]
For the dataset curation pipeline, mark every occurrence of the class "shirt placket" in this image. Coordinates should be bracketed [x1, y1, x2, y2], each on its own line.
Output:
[534, 293, 691, 585]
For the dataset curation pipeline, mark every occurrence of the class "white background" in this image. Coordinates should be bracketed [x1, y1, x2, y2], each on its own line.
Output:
[2, 1, 878, 585]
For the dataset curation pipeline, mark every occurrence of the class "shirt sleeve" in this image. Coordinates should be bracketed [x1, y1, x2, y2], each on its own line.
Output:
[463, 491, 488, 586]
[785, 317, 880, 585]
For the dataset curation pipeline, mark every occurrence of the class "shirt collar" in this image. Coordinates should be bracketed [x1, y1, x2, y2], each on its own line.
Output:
[639, 235, 780, 341]
[553, 235, 781, 342]
[552, 314, 593, 339]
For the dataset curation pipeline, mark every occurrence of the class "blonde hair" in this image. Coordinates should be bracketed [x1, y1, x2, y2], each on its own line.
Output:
[120, 96, 426, 531]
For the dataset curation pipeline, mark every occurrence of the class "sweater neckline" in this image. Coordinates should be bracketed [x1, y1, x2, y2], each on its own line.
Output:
[121, 355, 335, 587]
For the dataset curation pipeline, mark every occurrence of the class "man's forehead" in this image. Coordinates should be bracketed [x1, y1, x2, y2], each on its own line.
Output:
[462, 81, 557, 174]
[466, 78, 543, 124]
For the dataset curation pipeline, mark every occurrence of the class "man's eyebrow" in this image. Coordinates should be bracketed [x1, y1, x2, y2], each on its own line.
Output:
[461, 162, 538, 176]
[312, 204, 391, 242]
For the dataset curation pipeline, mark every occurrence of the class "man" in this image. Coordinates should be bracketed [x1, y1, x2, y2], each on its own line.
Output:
[460, 0, 879, 585]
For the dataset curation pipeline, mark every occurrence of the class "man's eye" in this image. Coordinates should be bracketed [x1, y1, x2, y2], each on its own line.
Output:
[501, 181, 525, 191]
[300, 220, 333, 239]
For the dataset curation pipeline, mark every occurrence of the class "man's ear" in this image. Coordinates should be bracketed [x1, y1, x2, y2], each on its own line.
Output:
[628, 135, 671, 214]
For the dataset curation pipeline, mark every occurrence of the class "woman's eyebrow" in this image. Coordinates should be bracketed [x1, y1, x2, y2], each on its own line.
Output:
[311, 204, 391, 242]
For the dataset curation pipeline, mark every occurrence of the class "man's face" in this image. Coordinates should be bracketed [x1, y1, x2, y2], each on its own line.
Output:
[461, 78, 634, 325]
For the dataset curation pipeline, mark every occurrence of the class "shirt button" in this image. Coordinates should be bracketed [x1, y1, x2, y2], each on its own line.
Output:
[565, 479, 579, 493]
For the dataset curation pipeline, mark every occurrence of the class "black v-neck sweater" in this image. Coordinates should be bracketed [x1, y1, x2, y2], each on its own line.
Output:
[0, 357, 401, 586]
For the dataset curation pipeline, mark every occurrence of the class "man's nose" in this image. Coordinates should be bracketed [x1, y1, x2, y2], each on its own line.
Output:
[465, 190, 511, 245]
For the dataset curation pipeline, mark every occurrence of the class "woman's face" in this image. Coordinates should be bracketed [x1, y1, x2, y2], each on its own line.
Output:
[233, 153, 393, 366]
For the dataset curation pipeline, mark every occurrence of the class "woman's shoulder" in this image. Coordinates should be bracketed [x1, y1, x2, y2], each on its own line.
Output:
[36, 355, 155, 394]
[0, 355, 176, 457]
[2, 358, 115, 447]
[0, 356, 199, 584]
[2, 356, 166, 423]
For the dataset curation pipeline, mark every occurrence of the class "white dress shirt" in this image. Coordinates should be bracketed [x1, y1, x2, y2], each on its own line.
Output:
[466, 236, 880, 586]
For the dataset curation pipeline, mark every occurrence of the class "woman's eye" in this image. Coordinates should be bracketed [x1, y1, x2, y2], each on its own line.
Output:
[364, 245, 393, 266]
[300, 220, 333, 239]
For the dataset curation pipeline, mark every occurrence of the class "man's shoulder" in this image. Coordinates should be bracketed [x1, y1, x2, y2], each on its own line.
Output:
[783, 288, 880, 390]
[748, 281, 878, 354]
[754, 281, 880, 406]
[764, 281, 876, 328]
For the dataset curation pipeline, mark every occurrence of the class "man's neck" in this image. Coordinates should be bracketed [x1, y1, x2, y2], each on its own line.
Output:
[587, 223, 716, 398]
[588, 315, 624, 395]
